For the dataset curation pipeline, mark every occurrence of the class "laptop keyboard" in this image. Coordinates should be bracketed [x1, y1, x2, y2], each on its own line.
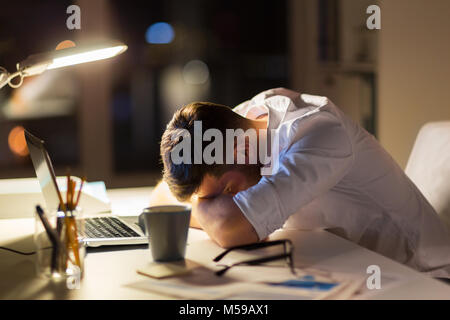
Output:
[78, 217, 141, 238]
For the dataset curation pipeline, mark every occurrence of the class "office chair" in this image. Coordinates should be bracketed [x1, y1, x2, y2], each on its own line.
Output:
[405, 121, 450, 232]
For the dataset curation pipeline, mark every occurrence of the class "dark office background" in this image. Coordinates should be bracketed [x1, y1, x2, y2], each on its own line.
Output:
[0, 0, 380, 187]
[109, 0, 289, 172]
[0, 0, 289, 183]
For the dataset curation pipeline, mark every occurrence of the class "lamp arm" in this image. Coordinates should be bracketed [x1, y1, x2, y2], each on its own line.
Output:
[0, 67, 25, 89]
[0, 67, 10, 89]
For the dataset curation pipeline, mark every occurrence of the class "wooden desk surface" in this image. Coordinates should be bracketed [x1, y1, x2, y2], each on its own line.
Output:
[1, 187, 449, 299]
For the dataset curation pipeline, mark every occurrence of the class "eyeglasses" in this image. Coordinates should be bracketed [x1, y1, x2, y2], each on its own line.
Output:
[213, 239, 296, 276]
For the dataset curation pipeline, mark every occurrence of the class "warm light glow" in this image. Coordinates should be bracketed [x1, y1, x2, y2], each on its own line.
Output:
[47, 45, 127, 70]
[182, 60, 210, 85]
[8, 126, 29, 157]
[55, 40, 76, 51]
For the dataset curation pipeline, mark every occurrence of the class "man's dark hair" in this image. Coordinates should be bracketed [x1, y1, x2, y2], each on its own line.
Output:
[160, 102, 251, 201]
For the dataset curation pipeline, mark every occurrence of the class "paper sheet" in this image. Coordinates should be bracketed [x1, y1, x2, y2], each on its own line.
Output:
[128, 263, 367, 300]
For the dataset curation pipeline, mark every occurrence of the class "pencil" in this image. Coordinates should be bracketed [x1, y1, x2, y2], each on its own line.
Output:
[66, 173, 71, 211]
[74, 176, 85, 209]
[65, 215, 81, 267]
[64, 176, 81, 267]
[55, 179, 67, 213]
[71, 179, 77, 210]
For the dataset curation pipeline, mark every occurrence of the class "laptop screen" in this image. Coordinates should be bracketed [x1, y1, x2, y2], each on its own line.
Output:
[24, 130, 61, 212]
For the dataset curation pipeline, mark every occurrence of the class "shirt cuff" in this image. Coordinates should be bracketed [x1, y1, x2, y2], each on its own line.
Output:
[233, 178, 285, 240]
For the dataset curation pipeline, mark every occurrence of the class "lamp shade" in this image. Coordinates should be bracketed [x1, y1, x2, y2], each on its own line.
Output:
[18, 40, 128, 76]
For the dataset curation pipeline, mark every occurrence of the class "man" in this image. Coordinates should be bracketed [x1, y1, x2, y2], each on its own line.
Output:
[150, 88, 450, 278]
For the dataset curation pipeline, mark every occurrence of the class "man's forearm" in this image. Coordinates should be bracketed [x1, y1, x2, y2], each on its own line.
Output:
[148, 181, 259, 242]
[192, 194, 258, 248]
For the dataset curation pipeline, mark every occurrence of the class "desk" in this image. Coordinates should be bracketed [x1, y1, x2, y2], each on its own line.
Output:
[1, 187, 449, 299]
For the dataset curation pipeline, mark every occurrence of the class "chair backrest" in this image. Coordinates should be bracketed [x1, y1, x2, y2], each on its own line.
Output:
[405, 122, 450, 230]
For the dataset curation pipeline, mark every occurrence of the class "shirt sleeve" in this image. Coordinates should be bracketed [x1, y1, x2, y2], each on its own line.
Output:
[233, 100, 251, 116]
[233, 115, 354, 240]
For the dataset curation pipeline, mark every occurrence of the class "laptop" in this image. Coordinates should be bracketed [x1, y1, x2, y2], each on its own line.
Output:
[25, 129, 148, 247]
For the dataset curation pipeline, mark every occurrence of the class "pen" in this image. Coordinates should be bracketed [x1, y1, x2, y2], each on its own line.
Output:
[36, 205, 60, 274]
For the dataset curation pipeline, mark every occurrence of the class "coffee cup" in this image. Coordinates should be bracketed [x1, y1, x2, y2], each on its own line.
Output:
[141, 205, 191, 262]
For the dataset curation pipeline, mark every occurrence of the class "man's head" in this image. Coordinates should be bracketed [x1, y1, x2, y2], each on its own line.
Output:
[160, 102, 262, 202]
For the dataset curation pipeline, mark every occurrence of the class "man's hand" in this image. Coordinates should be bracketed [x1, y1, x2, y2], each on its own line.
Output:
[191, 193, 258, 248]
[149, 180, 259, 246]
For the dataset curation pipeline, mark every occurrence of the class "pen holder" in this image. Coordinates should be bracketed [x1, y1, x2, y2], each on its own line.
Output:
[34, 206, 86, 283]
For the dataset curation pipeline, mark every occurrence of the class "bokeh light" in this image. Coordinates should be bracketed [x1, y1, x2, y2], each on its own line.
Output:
[8, 126, 29, 157]
[182, 60, 210, 85]
[145, 22, 175, 44]
[55, 40, 76, 50]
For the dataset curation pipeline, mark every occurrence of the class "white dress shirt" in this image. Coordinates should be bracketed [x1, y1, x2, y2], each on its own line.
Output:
[233, 88, 450, 278]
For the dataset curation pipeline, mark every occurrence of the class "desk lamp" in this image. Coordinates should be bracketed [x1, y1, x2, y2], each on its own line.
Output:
[0, 40, 127, 90]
